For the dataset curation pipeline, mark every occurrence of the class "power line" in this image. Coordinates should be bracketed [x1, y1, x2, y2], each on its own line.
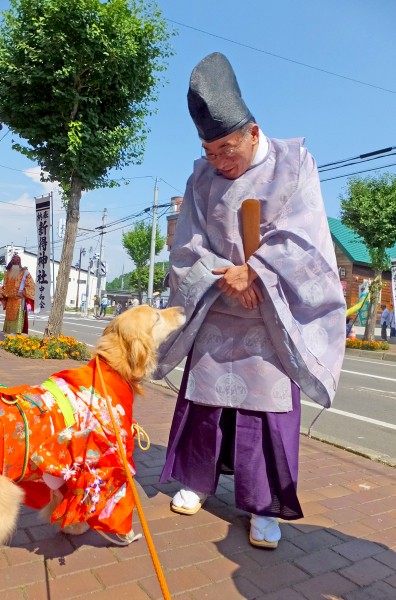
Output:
[167, 19, 396, 95]
[95, 207, 151, 230]
[158, 177, 184, 195]
[320, 161, 396, 182]
[24, 229, 101, 253]
[114, 174, 184, 196]
[113, 174, 156, 183]
[0, 129, 10, 143]
[318, 146, 396, 169]
[96, 203, 172, 231]
[0, 162, 39, 174]
[0, 198, 35, 208]
[319, 152, 396, 173]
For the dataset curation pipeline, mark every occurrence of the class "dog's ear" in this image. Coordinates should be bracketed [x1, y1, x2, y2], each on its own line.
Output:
[126, 332, 157, 381]
[95, 319, 158, 394]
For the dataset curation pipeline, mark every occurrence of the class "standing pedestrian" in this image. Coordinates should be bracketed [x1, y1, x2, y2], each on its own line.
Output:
[389, 307, 395, 338]
[93, 294, 100, 316]
[380, 304, 390, 340]
[99, 294, 109, 317]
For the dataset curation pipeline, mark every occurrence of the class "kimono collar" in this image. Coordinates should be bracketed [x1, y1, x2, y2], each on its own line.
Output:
[249, 128, 269, 169]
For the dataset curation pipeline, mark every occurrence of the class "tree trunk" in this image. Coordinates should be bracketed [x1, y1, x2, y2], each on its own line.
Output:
[44, 176, 82, 337]
[363, 272, 382, 341]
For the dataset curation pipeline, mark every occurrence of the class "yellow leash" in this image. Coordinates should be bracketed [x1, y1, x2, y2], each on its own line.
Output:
[95, 356, 171, 600]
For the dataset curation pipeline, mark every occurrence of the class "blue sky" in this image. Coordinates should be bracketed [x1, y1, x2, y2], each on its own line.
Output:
[0, 0, 395, 280]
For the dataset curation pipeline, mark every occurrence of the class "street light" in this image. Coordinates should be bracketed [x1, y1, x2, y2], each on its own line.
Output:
[75, 247, 86, 311]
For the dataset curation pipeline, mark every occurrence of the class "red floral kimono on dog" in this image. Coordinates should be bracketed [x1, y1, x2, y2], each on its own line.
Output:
[0, 358, 136, 535]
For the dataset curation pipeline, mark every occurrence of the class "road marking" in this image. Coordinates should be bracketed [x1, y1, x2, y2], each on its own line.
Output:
[356, 386, 396, 396]
[174, 366, 396, 382]
[302, 399, 396, 431]
[30, 321, 104, 330]
[341, 369, 396, 383]
[344, 356, 396, 368]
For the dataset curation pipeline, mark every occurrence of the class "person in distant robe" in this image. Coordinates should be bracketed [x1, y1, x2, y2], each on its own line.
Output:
[1, 254, 35, 334]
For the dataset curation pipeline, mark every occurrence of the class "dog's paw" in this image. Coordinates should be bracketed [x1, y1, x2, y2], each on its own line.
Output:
[117, 529, 142, 544]
[62, 522, 90, 536]
[96, 528, 142, 546]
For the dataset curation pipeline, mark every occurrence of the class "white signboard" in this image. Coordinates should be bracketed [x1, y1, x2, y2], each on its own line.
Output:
[391, 260, 396, 310]
[34, 195, 52, 313]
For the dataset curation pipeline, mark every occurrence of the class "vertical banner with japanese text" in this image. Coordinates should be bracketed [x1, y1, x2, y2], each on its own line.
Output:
[35, 195, 52, 313]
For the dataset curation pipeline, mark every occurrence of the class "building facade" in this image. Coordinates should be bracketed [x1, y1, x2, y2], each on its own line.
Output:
[328, 217, 396, 311]
[0, 245, 99, 310]
[166, 196, 183, 250]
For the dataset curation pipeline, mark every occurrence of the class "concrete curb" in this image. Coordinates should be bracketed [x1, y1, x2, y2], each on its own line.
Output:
[300, 427, 396, 468]
[345, 347, 396, 362]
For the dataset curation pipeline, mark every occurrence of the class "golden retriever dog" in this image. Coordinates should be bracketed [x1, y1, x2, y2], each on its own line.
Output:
[0, 305, 185, 546]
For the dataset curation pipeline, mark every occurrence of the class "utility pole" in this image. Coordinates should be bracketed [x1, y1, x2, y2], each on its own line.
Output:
[96, 208, 107, 300]
[75, 247, 86, 311]
[81, 246, 93, 317]
[147, 179, 158, 306]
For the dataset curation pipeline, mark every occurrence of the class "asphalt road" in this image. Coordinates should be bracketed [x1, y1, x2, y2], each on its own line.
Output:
[3, 311, 396, 465]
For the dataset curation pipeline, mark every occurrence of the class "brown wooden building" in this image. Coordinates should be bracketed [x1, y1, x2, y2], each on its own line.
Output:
[328, 217, 396, 311]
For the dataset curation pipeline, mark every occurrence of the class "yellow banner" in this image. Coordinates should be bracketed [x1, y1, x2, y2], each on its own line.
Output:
[346, 294, 369, 317]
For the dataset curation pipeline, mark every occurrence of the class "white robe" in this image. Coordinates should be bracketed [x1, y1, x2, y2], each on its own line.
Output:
[156, 135, 346, 411]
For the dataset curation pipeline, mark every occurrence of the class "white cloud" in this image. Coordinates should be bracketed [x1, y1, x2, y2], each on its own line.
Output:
[23, 166, 64, 205]
[0, 193, 37, 250]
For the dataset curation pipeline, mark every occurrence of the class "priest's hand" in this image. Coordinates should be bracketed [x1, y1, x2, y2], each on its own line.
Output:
[212, 264, 263, 308]
[236, 282, 264, 309]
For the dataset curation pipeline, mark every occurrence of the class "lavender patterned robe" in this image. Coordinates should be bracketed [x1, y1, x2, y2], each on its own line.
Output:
[156, 135, 346, 412]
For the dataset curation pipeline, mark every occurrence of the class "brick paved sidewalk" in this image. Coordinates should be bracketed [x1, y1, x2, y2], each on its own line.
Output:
[1, 351, 396, 599]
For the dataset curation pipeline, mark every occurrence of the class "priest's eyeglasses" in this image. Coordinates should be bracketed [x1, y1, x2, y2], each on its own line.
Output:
[201, 134, 247, 163]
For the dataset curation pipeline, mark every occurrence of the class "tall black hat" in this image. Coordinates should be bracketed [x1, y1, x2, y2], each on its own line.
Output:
[187, 52, 253, 143]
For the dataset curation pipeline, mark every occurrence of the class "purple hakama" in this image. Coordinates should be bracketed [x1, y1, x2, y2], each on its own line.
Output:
[160, 353, 303, 520]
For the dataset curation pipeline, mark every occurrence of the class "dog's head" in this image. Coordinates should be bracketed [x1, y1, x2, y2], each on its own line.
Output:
[94, 305, 185, 394]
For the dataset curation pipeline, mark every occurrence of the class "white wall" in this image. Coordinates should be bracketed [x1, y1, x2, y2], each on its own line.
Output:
[0, 246, 100, 309]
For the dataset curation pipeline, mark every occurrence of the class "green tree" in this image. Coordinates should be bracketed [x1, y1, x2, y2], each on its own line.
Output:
[0, 0, 173, 336]
[129, 261, 169, 296]
[340, 173, 396, 340]
[122, 221, 165, 302]
[106, 272, 133, 292]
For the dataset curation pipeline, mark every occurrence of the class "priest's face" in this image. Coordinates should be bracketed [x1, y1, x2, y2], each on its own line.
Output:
[202, 124, 259, 180]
